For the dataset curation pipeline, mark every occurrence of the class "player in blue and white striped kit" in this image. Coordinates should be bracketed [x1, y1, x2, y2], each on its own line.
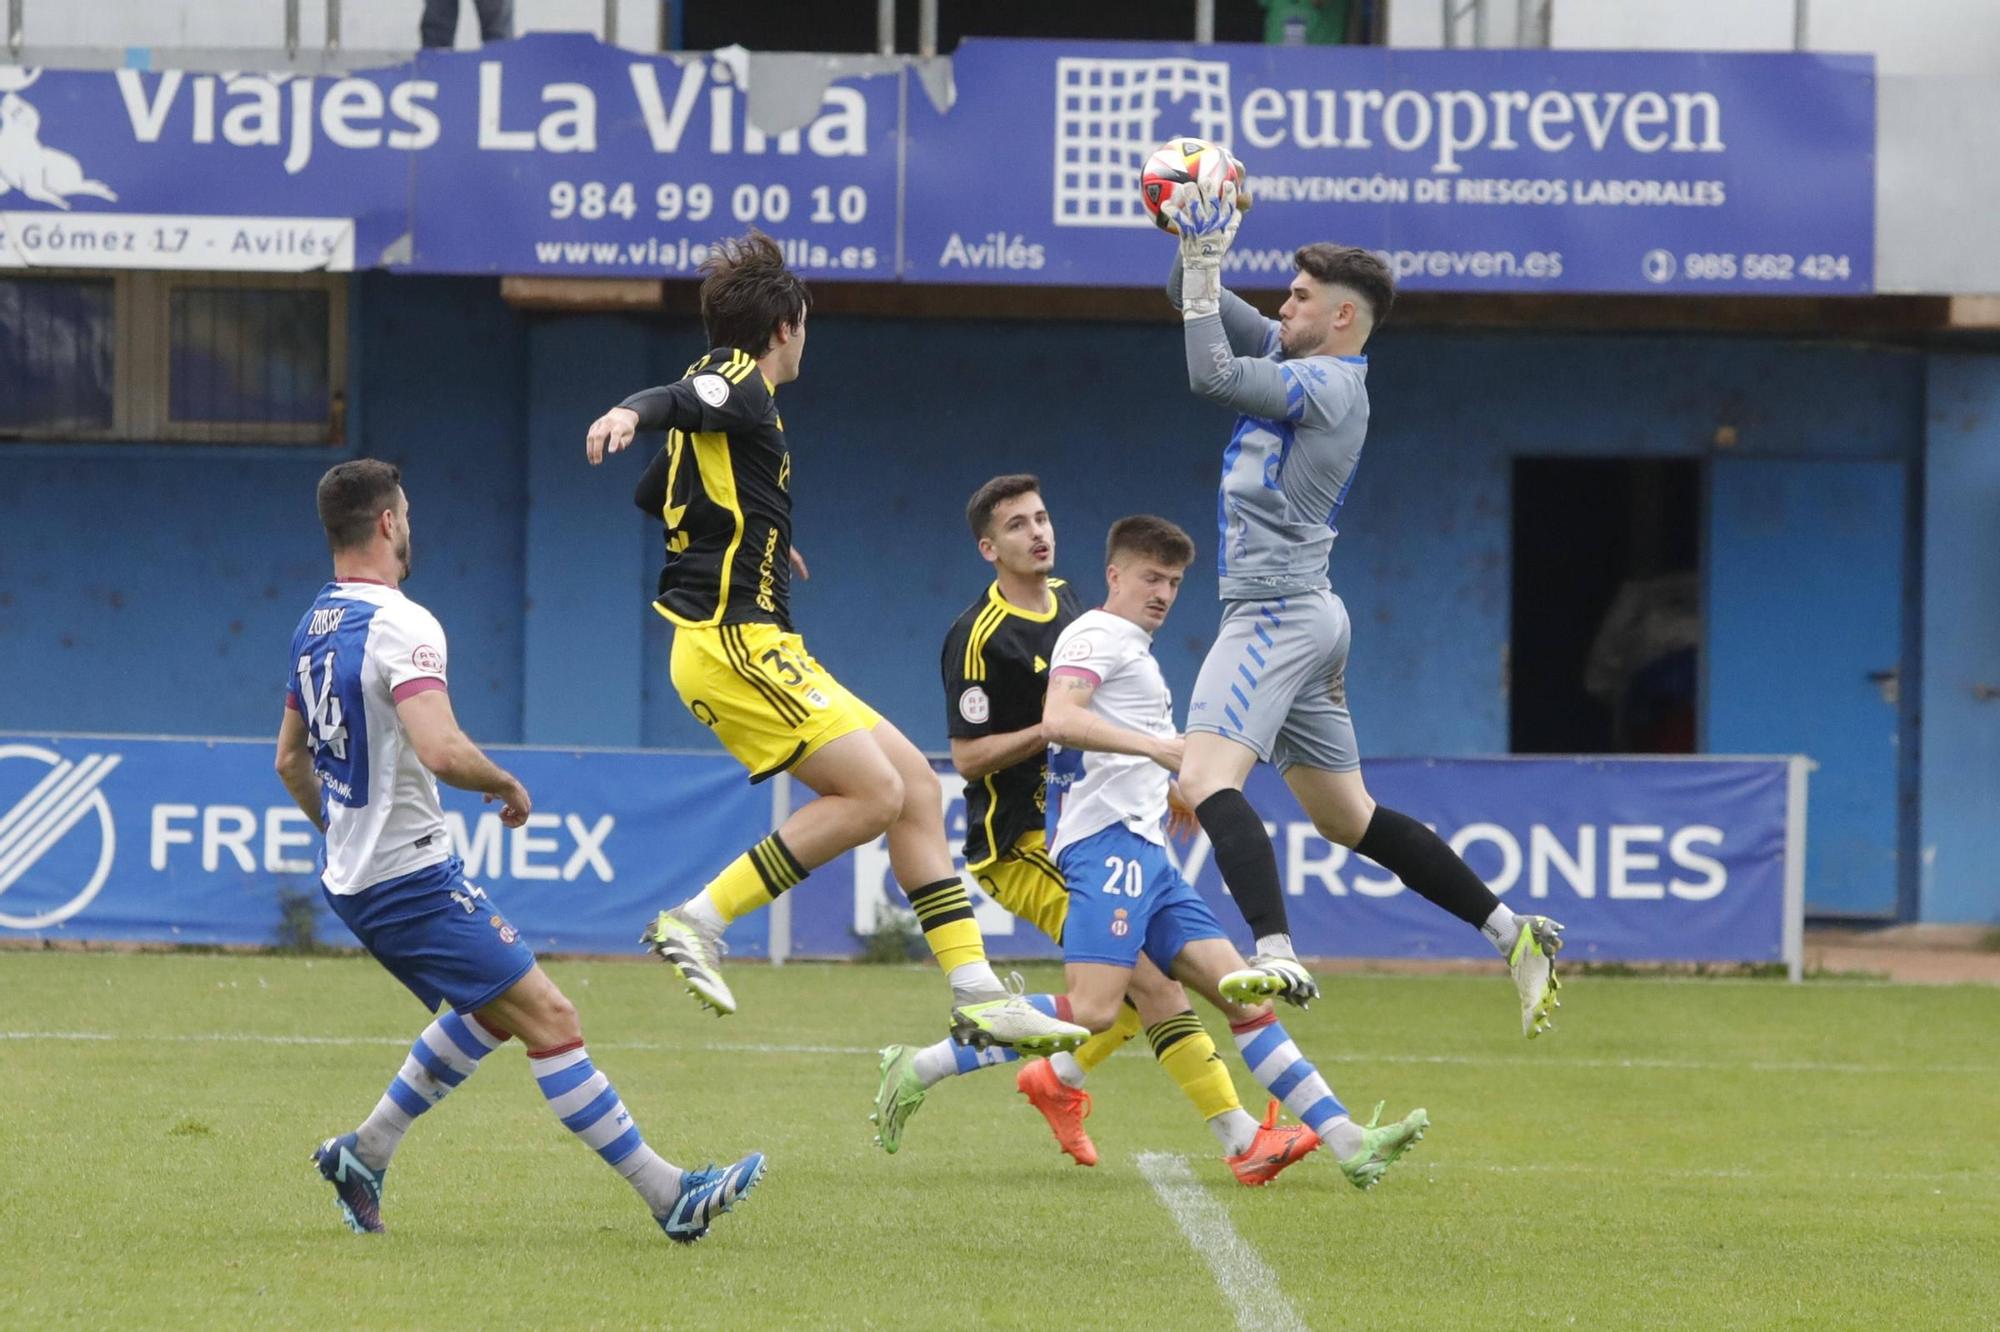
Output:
[1161, 177, 1565, 1038]
[277, 459, 763, 1242]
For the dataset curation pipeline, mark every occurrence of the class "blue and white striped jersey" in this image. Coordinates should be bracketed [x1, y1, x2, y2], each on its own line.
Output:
[286, 581, 452, 894]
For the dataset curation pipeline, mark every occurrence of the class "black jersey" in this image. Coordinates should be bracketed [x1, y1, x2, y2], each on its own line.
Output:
[941, 579, 1084, 868]
[629, 348, 794, 631]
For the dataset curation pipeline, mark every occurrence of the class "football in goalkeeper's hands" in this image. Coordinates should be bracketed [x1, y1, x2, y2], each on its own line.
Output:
[1139, 137, 1248, 234]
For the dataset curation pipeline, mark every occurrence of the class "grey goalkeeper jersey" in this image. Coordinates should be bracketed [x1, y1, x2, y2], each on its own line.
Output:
[1169, 259, 1370, 600]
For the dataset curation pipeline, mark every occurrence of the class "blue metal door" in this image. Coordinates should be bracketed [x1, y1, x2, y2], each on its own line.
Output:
[1705, 458, 1905, 916]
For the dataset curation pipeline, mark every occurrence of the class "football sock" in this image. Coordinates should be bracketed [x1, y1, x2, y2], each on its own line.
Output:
[1481, 903, 1522, 954]
[695, 833, 807, 925]
[352, 1009, 505, 1170]
[1196, 789, 1292, 939]
[1071, 998, 1142, 1075]
[1354, 805, 1501, 930]
[911, 1036, 1016, 1088]
[1230, 1010, 1362, 1158]
[529, 1042, 684, 1216]
[1148, 1009, 1243, 1124]
[1210, 1109, 1261, 1157]
[906, 877, 989, 977]
[1050, 1052, 1087, 1088]
[1254, 932, 1298, 962]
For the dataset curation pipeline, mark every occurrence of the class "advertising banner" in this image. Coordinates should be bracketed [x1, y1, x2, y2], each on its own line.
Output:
[2, 40, 1870, 291]
[904, 41, 1875, 293]
[1, 736, 1803, 974]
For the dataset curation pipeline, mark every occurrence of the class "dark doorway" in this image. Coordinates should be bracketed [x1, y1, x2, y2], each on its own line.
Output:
[1510, 458, 1702, 755]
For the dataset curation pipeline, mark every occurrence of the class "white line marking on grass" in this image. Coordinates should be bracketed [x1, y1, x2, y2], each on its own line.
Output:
[1136, 1152, 1307, 1332]
[3, 1031, 1990, 1077]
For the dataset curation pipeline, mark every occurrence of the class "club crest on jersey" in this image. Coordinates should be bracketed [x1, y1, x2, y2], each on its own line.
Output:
[692, 373, 730, 407]
[958, 686, 990, 724]
[1111, 907, 1130, 938]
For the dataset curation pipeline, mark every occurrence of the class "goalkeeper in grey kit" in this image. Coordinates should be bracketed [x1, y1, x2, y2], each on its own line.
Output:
[1158, 161, 1566, 1038]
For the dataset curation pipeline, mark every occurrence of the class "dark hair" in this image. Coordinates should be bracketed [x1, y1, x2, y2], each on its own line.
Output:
[1106, 514, 1195, 569]
[1295, 243, 1396, 327]
[965, 473, 1044, 539]
[700, 230, 811, 357]
[316, 458, 402, 552]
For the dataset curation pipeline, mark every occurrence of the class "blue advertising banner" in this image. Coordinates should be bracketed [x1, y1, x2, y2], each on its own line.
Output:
[1, 735, 1802, 973]
[789, 755, 1806, 968]
[904, 41, 1875, 293]
[0, 36, 899, 279]
[3, 39, 1870, 291]
[0, 735, 770, 956]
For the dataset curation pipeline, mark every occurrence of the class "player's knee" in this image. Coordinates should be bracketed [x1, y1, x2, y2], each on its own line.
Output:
[855, 767, 904, 835]
[1069, 993, 1125, 1034]
[1176, 766, 1232, 808]
[1312, 796, 1376, 848]
[530, 987, 582, 1046]
[898, 760, 941, 817]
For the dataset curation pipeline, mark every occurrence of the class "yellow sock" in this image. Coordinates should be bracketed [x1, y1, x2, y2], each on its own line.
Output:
[1074, 999, 1143, 1073]
[702, 833, 807, 924]
[904, 877, 987, 973]
[1147, 1010, 1240, 1122]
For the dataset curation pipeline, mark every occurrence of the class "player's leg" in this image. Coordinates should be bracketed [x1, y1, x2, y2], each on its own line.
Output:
[475, 965, 764, 1243]
[1124, 957, 1272, 1174]
[1181, 597, 1339, 1004]
[310, 861, 526, 1234]
[1173, 934, 1428, 1191]
[1273, 613, 1564, 1037]
[874, 843, 1105, 1153]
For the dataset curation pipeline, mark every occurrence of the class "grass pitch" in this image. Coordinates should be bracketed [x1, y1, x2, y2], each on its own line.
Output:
[3, 952, 1996, 1330]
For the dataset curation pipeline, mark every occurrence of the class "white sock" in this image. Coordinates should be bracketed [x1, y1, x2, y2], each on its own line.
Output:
[1050, 1051, 1087, 1088]
[679, 892, 727, 934]
[613, 1143, 685, 1214]
[1209, 1108, 1259, 1156]
[1320, 1114, 1364, 1158]
[947, 960, 1004, 1000]
[354, 1009, 504, 1170]
[1254, 932, 1297, 962]
[1481, 904, 1521, 955]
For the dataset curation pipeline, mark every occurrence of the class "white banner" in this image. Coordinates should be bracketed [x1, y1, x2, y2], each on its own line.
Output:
[0, 213, 355, 271]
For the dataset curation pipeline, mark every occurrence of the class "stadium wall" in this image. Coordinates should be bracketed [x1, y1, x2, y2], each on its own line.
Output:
[2, 275, 1994, 921]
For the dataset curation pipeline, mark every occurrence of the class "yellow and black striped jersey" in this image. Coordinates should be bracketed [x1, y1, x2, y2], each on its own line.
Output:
[628, 347, 794, 631]
[940, 579, 1084, 868]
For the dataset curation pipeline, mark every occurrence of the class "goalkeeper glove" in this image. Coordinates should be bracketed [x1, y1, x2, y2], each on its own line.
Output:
[1167, 177, 1240, 319]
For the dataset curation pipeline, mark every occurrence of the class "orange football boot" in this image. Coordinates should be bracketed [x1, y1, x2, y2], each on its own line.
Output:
[1015, 1058, 1098, 1167]
[1226, 1100, 1321, 1187]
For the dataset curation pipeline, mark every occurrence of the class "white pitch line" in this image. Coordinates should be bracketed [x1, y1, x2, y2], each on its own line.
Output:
[1136, 1152, 1307, 1332]
[0, 1030, 1990, 1078]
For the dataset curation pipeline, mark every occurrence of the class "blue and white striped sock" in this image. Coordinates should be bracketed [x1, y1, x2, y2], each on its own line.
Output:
[530, 1042, 684, 1216]
[1231, 1011, 1363, 1157]
[353, 1009, 505, 1170]
[911, 1036, 1017, 1088]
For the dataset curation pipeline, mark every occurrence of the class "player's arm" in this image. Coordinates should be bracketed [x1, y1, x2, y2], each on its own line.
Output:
[586, 366, 770, 465]
[940, 618, 1043, 780]
[274, 705, 322, 826]
[633, 443, 671, 515]
[396, 690, 532, 827]
[1184, 316, 1307, 420]
[1042, 670, 1183, 772]
[1166, 253, 1278, 357]
[950, 728, 1046, 782]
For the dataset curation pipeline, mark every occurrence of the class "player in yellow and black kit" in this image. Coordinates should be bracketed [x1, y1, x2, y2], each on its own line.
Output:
[584, 233, 1084, 1057]
[872, 478, 1295, 1186]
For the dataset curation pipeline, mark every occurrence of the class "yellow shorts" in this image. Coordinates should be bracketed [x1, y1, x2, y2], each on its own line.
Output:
[670, 623, 882, 783]
[971, 828, 1071, 943]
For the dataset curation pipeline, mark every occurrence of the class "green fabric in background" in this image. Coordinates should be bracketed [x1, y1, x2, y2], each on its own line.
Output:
[1262, 0, 1351, 45]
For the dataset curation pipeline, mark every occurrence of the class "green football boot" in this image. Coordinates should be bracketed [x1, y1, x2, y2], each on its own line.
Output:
[870, 1045, 927, 1154]
[1337, 1102, 1429, 1192]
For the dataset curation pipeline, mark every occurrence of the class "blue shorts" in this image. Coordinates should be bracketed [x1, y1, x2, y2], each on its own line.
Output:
[1057, 825, 1227, 970]
[325, 856, 537, 1014]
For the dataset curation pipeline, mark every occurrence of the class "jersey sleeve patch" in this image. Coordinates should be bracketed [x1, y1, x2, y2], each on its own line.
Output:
[692, 373, 731, 408]
[372, 603, 450, 694]
[958, 685, 991, 724]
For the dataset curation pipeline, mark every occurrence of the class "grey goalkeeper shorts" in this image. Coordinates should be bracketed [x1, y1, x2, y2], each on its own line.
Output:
[1185, 589, 1359, 774]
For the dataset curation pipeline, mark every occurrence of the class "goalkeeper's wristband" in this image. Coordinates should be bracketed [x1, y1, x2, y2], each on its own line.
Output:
[1180, 256, 1222, 318]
